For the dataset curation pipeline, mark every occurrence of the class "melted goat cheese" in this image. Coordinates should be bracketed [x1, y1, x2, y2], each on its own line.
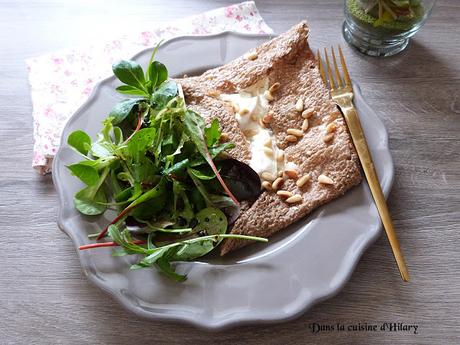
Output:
[220, 79, 282, 176]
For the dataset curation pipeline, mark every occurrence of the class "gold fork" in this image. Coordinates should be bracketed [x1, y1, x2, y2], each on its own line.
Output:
[318, 46, 410, 282]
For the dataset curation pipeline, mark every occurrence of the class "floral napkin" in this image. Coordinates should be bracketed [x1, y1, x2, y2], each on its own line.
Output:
[27, 1, 273, 175]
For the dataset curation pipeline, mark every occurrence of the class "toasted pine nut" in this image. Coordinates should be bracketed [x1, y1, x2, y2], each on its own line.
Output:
[272, 177, 284, 190]
[262, 113, 274, 124]
[318, 174, 334, 185]
[323, 133, 334, 143]
[276, 150, 285, 162]
[286, 194, 302, 203]
[220, 132, 229, 142]
[232, 103, 240, 113]
[239, 108, 250, 116]
[277, 190, 293, 198]
[251, 113, 258, 121]
[286, 135, 298, 143]
[261, 172, 276, 182]
[262, 181, 272, 191]
[284, 169, 298, 179]
[264, 90, 274, 101]
[208, 89, 220, 97]
[243, 129, 257, 138]
[263, 147, 274, 157]
[245, 51, 258, 61]
[287, 128, 304, 137]
[259, 119, 267, 128]
[302, 108, 315, 119]
[269, 82, 280, 93]
[302, 119, 309, 132]
[296, 174, 311, 187]
[327, 122, 337, 133]
[295, 98, 304, 112]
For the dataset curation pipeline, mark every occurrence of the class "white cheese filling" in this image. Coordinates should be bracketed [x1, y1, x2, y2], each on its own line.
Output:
[220, 79, 283, 176]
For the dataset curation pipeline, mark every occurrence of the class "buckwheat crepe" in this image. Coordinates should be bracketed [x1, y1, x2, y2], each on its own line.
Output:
[178, 21, 362, 255]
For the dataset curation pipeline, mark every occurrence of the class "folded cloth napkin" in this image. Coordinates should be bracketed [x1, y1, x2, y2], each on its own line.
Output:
[27, 1, 273, 175]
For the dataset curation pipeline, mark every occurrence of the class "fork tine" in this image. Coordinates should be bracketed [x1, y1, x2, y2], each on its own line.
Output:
[331, 46, 343, 88]
[324, 48, 336, 90]
[338, 45, 352, 87]
[316, 50, 326, 85]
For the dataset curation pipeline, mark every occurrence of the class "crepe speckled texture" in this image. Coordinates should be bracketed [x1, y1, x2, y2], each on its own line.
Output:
[178, 21, 362, 255]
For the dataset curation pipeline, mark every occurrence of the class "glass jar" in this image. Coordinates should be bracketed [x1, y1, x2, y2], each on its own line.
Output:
[343, 0, 437, 56]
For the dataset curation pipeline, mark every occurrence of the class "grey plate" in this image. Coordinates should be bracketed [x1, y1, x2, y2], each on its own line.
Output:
[53, 32, 394, 330]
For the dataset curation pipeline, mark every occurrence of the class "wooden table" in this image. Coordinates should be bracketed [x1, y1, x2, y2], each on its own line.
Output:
[1, 0, 459, 344]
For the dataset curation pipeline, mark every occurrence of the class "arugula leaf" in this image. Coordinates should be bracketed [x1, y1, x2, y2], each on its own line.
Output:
[151, 80, 178, 108]
[184, 110, 239, 205]
[116, 85, 148, 97]
[67, 130, 91, 155]
[67, 163, 99, 186]
[155, 257, 186, 282]
[112, 60, 147, 91]
[153, 61, 168, 86]
[127, 128, 156, 159]
[73, 167, 109, 215]
[188, 167, 216, 180]
[74, 187, 107, 215]
[204, 118, 221, 147]
[108, 225, 149, 254]
[109, 98, 142, 125]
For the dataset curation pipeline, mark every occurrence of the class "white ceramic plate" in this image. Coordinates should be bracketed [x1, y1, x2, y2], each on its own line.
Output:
[53, 32, 394, 330]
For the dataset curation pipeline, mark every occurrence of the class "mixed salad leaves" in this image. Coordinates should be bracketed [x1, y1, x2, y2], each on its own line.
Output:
[67, 47, 266, 281]
[349, 0, 424, 30]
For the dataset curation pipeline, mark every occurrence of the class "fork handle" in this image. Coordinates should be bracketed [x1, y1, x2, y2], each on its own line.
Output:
[340, 105, 410, 282]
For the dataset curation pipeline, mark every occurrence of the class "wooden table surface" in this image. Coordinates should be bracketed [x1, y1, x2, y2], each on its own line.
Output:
[1, 0, 459, 344]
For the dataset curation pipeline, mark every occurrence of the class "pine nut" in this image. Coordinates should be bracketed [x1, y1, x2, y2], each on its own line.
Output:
[284, 169, 298, 179]
[269, 82, 281, 93]
[295, 98, 304, 112]
[264, 90, 274, 101]
[323, 133, 334, 143]
[232, 103, 240, 113]
[259, 119, 267, 128]
[287, 128, 304, 137]
[318, 174, 334, 185]
[272, 177, 284, 190]
[251, 113, 258, 121]
[262, 181, 272, 191]
[286, 135, 298, 143]
[277, 190, 293, 198]
[276, 150, 285, 162]
[245, 51, 258, 61]
[327, 122, 337, 133]
[302, 108, 315, 119]
[286, 194, 302, 203]
[262, 113, 274, 124]
[261, 172, 276, 182]
[263, 147, 274, 157]
[239, 108, 250, 116]
[243, 129, 257, 138]
[220, 133, 229, 142]
[296, 174, 311, 187]
[208, 89, 220, 97]
[277, 170, 283, 177]
[302, 119, 309, 132]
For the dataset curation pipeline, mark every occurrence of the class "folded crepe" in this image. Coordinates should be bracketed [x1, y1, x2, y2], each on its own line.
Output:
[178, 21, 362, 255]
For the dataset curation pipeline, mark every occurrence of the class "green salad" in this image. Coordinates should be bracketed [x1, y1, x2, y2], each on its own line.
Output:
[67, 47, 267, 281]
[348, 0, 424, 31]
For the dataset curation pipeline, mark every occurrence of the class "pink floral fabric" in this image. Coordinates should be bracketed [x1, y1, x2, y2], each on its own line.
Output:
[27, 1, 273, 175]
